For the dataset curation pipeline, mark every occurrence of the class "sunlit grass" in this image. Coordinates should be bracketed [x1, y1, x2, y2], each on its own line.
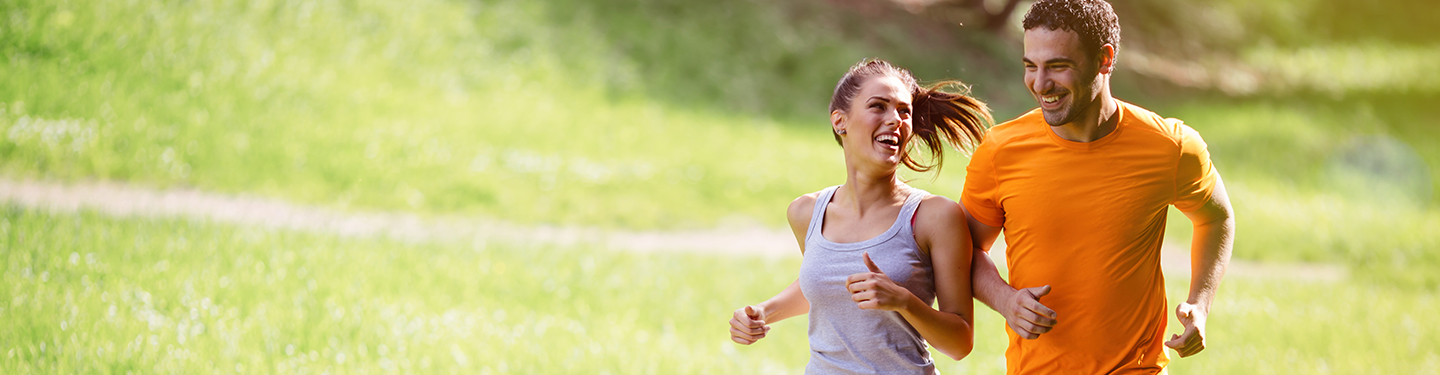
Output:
[0, 0, 1005, 231]
[1242, 43, 1440, 94]
[1, 0, 1436, 305]
[2, 0, 1438, 373]
[2, 207, 1437, 374]
[2, 0, 1436, 263]
[1164, 275, 1440, 374]
[1146, 100, 1440, 289]
[0, 206, 811, 373]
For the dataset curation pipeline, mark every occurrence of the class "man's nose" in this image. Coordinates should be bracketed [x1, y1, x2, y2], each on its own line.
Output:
[1032, 72, 1052, 94]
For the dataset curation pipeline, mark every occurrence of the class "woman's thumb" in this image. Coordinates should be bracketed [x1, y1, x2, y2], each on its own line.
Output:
[863, 252, 883, 274]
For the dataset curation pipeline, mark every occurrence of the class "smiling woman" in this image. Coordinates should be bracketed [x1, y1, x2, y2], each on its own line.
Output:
[827, 60, 990, 174]
[728, 58, 993, 374]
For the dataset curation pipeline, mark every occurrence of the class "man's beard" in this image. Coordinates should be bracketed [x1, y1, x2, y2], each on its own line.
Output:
[1042, 72, 1101, 127]
[1042, 98, 1081, 127]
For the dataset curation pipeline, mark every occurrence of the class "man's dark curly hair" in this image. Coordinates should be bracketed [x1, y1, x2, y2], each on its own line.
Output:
[1023, 0, 1122, 63]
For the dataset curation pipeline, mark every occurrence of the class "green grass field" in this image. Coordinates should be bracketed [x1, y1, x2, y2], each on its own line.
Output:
[3, 0, 1436, 283]
[0, 0, 1003, 230]
[2, 0, 1439, 372]
[3, 207, 1437, 373]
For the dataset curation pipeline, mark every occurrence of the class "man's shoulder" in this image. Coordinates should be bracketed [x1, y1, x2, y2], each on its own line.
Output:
[984, 108, 1047, 147]
[1118, 100, 1196, 146]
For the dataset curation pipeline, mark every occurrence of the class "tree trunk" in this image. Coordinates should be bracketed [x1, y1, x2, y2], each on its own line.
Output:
[984, 0, 1025, 31]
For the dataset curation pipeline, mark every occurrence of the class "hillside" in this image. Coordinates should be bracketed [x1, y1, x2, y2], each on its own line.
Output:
[1, 0, 1437, 287]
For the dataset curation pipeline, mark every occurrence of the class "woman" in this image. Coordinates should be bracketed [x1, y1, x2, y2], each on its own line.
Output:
[728, 59, 991, 374]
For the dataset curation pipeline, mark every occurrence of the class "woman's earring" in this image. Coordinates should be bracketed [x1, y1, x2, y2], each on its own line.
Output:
[836, 129, 846, 135]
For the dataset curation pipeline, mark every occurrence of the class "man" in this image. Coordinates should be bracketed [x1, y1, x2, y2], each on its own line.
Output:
[961, 0, 1235, 373]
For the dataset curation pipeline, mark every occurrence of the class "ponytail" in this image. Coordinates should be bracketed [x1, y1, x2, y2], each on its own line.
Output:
[903, 81, 992, 173]
[831, 59, 993, 174]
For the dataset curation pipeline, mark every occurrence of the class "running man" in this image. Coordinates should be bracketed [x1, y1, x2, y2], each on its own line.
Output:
[961, 0, 1236, 373]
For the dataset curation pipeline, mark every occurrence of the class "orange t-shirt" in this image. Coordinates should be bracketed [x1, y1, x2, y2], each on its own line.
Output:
[961, 101, 1218, 374]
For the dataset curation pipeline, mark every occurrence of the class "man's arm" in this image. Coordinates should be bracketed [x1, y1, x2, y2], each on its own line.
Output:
[1164, 174, 1235, 357]
[962, 203, 1056, 340]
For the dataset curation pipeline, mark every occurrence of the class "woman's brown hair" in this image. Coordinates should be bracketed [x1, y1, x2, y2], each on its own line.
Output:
[829, 58, 992, 173]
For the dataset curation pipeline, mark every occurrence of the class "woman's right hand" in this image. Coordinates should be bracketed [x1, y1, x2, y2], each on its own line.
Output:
[729, 305, 771, 345]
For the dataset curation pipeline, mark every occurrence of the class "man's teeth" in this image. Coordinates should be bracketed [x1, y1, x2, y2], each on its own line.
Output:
[1043, 95, 1059, 103]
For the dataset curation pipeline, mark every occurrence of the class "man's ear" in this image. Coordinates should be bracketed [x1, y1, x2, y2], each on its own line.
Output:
[831, 110, 846, 134]
[1097, 44, 1117, 75]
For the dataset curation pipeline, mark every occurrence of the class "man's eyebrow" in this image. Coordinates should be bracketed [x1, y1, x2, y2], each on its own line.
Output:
[1023, 57, 1077, 65]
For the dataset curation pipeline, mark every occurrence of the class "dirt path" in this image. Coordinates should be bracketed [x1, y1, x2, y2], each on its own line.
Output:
[0, 178, 1345, 281]
[0, 178, 796, 256]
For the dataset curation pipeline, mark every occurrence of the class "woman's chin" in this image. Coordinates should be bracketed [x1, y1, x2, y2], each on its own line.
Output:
[850, 152, 903, 172]
[882, 152, 902, 165]
[873, 156, 902, 169]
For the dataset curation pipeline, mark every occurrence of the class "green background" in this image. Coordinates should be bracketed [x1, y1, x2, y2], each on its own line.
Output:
[2, 0, 1437, 373]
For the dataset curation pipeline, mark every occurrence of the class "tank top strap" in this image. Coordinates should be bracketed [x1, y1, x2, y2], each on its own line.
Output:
[807, 186, 841, 241]
[897, 188, 929, 237]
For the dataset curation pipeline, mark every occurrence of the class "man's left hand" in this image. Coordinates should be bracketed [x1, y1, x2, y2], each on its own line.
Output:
[1164, 302, 1207, 357]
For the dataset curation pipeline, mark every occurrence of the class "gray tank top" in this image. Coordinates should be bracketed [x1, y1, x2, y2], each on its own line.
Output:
[799, 185, 937, 374]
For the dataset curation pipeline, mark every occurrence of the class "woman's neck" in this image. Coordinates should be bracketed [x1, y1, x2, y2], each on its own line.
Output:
[837, 167, 908, 217]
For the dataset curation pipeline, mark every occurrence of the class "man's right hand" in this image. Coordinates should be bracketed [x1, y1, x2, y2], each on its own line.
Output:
[730, 305, 771, 345]
[1003, 285, 1057, 339]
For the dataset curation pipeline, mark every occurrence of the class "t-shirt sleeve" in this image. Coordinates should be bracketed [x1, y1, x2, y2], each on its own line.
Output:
[1172, 119, 1219, 212]
[962, 139, 1005, 228]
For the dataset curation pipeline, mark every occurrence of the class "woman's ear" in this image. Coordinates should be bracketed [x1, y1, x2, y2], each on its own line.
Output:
[831, 110, 846, 135]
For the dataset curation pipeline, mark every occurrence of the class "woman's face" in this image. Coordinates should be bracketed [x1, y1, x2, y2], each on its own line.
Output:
[835, 75, 913, 170]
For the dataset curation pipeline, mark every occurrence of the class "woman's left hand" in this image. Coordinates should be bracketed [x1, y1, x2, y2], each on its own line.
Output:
[846, 252, 913, 311]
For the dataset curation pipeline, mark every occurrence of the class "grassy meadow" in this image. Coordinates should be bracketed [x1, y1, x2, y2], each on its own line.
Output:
[0, 0, 1005, 229]
[4, 207, 1438, 373]
[2, 0, 1438, 373]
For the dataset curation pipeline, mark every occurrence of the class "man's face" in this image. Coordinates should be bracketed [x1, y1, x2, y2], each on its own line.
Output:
[1022, 27, 1105, 127]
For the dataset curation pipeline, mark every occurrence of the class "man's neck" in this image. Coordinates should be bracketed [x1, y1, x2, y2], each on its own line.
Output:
[1052, 93, 1119, 143]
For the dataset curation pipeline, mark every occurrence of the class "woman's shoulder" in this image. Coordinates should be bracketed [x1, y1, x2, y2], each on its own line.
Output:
[912, 194, 972, 253]
[914, 195, 966, 229]
[785, 189, 829, 226]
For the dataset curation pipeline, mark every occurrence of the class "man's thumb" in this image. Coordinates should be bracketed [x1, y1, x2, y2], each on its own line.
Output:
[744, 305, 760, 319]
[1031, 285, 1052, 298]
[863, 252, 883, 274]
[1164, 334, 1183, 349]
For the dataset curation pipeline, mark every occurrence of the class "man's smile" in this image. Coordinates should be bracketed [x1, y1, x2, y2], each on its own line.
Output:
[1040, 92, 1066, 109]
